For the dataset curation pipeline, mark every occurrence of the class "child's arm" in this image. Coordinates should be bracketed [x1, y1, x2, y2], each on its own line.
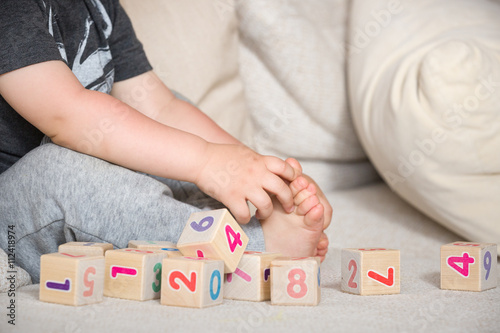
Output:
[0, 60, 299, 222]
[110, 71, 241, 145]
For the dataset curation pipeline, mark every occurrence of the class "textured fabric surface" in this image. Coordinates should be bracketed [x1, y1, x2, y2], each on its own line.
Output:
[120, 0, 250, 140]
[236, 0, 379, 190]
[348, 0, 500, 247]
[1, 183, 499, 332]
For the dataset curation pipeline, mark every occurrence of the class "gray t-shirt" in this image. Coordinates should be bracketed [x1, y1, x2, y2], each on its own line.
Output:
[0, 0, 152, 174]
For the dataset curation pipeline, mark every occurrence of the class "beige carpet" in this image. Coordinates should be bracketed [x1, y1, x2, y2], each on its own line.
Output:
[1, 182, 499, 333]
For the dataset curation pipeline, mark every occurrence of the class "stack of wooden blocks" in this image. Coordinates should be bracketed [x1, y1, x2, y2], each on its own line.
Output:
[38, 209, 498, 307]
[39, 208, 322, 307]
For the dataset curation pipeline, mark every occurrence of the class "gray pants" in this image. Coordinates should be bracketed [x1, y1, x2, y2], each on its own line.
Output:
[0, 143, 265, 283]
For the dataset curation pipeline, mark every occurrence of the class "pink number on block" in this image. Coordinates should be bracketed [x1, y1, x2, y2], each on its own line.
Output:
[358, 248, 386, 251]
[447, 252, 475, 277]
[234, 268, 252, 282]
[225, 225, 243, 253]
[287, 268, 308, 299]
[453, 242, 480, 247]
[125, 249, 154, 254]
[61, 253, 85, 258]
[83, 266, 96, 297]
[169, 271, 197, 292]
[347, 259, 358, 289]
[110, 266, 138, 279]
[367, 267, 395, 287]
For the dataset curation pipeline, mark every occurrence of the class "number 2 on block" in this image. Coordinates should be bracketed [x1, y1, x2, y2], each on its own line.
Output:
[225, 225, 242, 253]
[347, 259, 358, 289]
[169, 270, 197, 293]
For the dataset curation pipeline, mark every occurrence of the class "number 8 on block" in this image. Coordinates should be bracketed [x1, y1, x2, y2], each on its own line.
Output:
[270, 257, 321, 306]
[176, 209, 248, 273]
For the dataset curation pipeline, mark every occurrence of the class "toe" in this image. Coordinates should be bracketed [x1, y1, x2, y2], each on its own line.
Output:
[290, 176, 308, 197]
[296, 194, 321, 216]
[303, 203, 324, 229]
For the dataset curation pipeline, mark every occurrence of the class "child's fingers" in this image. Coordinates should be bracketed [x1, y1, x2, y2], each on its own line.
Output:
[262, 173, 295, 213]
[285, 157, 302, 175]
[247, 189, 274, 220]
[264, 156, 301, 182]
[227, 201, 252, 224]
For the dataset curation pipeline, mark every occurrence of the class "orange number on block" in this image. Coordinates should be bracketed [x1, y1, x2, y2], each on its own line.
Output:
[287, 268, 308, 299]
[169, 270, 197, 293]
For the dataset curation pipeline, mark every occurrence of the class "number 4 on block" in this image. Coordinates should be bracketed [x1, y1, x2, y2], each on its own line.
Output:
[176, 209, 248, 273]
[441, 241, 497, 291]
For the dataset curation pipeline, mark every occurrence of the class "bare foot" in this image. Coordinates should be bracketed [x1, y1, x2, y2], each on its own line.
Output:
[290, 175, 331, 261]
[260, 175, 329, 261]
[286, 158, 332, 232]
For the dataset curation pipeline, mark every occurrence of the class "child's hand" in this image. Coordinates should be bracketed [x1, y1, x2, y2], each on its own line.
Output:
[195, 143, 301, 223]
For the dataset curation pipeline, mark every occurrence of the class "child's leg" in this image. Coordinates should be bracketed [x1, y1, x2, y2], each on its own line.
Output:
[0, 143, 264, 282]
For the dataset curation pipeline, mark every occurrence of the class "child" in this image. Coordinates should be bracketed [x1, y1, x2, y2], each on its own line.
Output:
[0, 0, 331, 282]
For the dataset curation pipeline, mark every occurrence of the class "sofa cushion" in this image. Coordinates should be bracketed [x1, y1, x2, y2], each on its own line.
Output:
[348, 0, 500, 248]
[120, 0, 249, 138]
[236, 0, 379, 190]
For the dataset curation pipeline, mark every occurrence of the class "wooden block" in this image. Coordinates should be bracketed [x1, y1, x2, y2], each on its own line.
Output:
[270, 257, 321, 306]
[441, 241, 497, 291]
[341, 248, 400, 296]
[224, 251, 280, 301]
[176, 208, 248, 273]
[39, 252, 104, 306]
[104, 248, 168, 301]
[128, 240, 182, 257]
[161, 256, 224, 308]
[58, 241, 113, 256]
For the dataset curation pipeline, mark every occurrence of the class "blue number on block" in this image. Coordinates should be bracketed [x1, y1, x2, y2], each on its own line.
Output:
[209, 270, 221, 301]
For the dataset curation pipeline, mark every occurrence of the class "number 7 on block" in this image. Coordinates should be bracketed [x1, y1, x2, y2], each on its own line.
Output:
[341, 248, 400, 296]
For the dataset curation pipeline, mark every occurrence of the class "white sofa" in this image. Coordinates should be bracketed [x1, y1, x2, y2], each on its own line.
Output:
[1, 0, 499, 332]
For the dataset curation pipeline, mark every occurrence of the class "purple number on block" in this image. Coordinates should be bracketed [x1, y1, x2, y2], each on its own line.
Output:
[46, 278, 71, 292]
[484, 251, 492, 280]
[190, 216, 214, 232]
[264, 268, 271, 282]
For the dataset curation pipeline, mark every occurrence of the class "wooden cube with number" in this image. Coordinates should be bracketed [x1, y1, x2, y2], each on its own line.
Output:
[128, 240, 182, 257]
[39, 252, 104, 306]
[224, 251, 280, 301]
[176, 209, 248, 273]
[441, 241, 497, 291]
[341, 248, 400, 296]
[270, 257, 321, 306]
[161, 256, 224, 308]
[58, 241, 113, 256]
[104, 249, 168, 301]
